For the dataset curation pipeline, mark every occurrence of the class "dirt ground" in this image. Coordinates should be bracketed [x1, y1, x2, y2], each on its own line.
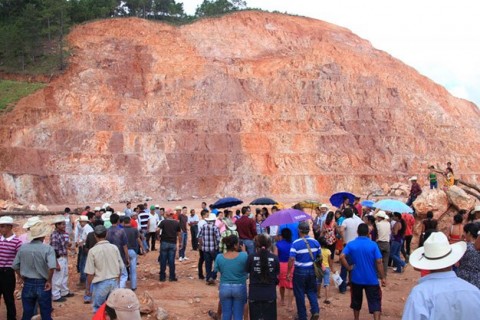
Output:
[1, 199, 417, 319]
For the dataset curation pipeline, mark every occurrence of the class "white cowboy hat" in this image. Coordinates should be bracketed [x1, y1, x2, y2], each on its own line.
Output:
[23, 216, 42, 229]
[102, 211, 112, 221]
[0, 216, 18, 226]
[224, 218, 237, 231]
[205, 213, 217, 221]
[76, 216, 89, 223]
[175, 206, 182, 211]
[28, 222, 52, 240]
[102, 203, 111, 209]
[375, 211, 389, 220]
[320, 204, 329, 209]
[116, 211, 125, 217]
[472, 205, 480, 213]
[409, 232, 466, 270]
[51, 215, 66, 225]
[409, 176, 418, 181]
[94, 207, 101, 211]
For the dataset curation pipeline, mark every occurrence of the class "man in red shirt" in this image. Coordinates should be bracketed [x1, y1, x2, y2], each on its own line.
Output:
[234, 207, 257, 255]
[401, 213, 415, 262]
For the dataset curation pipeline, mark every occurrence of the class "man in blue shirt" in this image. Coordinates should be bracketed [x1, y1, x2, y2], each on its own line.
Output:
[340, 223, 385, 320]
[287, 221, 320, 320]
[402, 232, 480, 320]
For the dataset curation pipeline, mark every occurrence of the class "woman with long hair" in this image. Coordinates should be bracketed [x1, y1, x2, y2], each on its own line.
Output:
[366, 215, 378, 242]
[390, 212, 407, 273]
[274, 228, 294, 311]
[448, 214, 464, 244]
[420, 211, 438, 246]
[247, 234, 280, 320]
[321, 211, 337, 260]
[214, 235, 248, 320]
[456, 223, 480, 288]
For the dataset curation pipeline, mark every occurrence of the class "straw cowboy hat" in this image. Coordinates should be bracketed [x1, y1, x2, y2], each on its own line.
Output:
[23, 216, 41, 229]
[77, 216, 89, 223]
[320, 204, 329, 209]
[409, 232, 466, 270]
[51, 215, 66, 225]
[224, 218, 237, 231]
[472, 206, 480, 213]
[116, 211, 125, 217]
[102, 211, 112, 221]
[28, 222, 52, 240]
[375, 211, 389, 220]
[409, 176, 418, 181]
[205, 213, 217, 221]
[0, 216, 19, 226]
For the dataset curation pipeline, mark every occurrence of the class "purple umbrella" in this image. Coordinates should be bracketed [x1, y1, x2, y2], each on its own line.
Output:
[261, 208, 312, 227]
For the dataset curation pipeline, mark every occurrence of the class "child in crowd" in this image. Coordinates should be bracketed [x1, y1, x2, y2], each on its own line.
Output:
[318, 237, 335, 304]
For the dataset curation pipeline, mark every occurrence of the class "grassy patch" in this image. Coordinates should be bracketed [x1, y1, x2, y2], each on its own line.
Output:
[0, 80, 46, 111]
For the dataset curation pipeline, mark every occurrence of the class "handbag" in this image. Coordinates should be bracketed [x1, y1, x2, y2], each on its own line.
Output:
[302, 238, 324, 279]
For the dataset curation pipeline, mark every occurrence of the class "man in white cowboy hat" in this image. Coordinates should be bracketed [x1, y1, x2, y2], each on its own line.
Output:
[402, 232, 480, 320]
[0, 216, 22, 320]
[13, 221, 57, 320]
[374, 211, 391, 277]
[17, 216, 42, 244]
[198, 213, 220, 285]
[50, 215, 74, 302]
[76, 215, 94, 288]
[406, 176, 422, 208]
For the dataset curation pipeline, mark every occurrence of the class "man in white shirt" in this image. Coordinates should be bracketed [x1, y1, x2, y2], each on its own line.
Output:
[403, 232, 480, 320]
[76, 215, 93, 288]
[339, 208, 362, 293]
[188, 209, 200, 250]
[147, 206, 160, 251]
[375, 211, 391, 277]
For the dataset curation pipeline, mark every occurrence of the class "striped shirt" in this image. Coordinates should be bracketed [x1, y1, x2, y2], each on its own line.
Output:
[0, 234, 22, 268]
[289, 236, 320, 269]
[138, 211, 150, 230]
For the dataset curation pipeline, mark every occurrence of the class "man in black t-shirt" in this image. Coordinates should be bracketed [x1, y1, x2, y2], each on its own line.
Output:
[158, 209, 181, 281]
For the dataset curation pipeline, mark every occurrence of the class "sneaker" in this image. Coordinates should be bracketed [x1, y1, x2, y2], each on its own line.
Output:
[310, 313, 320, 320]
[179, 257, 184, 262]
[169, 278, 178, 282]
[63, 292, 75, 298]
[183, 257, 189, 260]
[159, 278, 166, 282]
[199, 275, 205, 280]
[53, 297, 67, 302]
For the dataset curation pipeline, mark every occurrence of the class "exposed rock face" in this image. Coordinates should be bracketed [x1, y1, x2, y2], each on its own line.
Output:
[1, 12, 480, 204]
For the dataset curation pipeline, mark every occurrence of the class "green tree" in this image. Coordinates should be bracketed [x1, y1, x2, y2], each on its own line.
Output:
[195, 0, 246, 17]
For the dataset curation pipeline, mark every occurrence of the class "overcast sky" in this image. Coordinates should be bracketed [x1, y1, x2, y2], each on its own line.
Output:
[181, 0, 479, 106]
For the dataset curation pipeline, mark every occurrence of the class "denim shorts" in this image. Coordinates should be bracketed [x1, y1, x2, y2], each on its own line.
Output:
[316, 267, 330, 287]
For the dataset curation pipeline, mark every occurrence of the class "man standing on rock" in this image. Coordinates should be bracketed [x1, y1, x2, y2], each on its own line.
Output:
[85, 225, 124, 313]
[406, 176, 422, 208]
[50, 215, 74, 302]
[178, 206, 189, 261]
[0, 216, 22, 320]
[13, 221, 57, 320]
[158, 209, 182, 282]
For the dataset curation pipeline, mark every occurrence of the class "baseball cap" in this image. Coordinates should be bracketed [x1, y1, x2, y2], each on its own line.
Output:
[150, 205, 156, 210]
[94, 225, 107, 236]
[106, 288, 141, 320]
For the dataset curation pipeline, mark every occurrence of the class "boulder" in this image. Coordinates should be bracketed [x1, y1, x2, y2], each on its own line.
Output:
[156, 306, 169, 320]
[37, 204, 49, 211]
[413, 188, 448, 219]
[139, 291, 155, 315]
[446, 186, 475, 211]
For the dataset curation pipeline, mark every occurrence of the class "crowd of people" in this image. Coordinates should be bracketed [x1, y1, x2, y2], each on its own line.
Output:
[1, 167, 480, 319]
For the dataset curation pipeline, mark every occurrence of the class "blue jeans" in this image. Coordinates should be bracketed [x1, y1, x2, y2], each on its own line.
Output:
[21, 278, 52, 320]
[119, 264, 128, 288]
[390, 240, 406, 272]
[78, 247, 87, 283]
[219, 283, 247, 320]
[179, 232, 188, 258]
[293, 268, 319, 320]
[92, 278, 118, 313]
[159, 241, 177, 280]
[128, 249, 138, 289]
[141, 230, 149, 252]
[204, 251, 218, 281]
[430, 181, 438, 189]
[340, 254, 352, 293]
[241, 239, 254, 255]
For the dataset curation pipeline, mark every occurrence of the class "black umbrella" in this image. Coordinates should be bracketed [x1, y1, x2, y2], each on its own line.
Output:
[211, 197, 243, 209]
[250, 197, 278, 206]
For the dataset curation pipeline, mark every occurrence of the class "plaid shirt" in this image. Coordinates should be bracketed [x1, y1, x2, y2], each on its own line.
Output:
[219, 229, 239, 253]
[198, 223, 220, 252]
[50, 230, 68, 257]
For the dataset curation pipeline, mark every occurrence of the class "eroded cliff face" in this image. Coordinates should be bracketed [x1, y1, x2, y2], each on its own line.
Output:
[1, 12, 479, 204]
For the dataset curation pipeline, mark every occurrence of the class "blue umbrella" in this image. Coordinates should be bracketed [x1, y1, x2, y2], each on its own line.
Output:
[372, 199, 413, 214]
[250, 197, 278, 206]
[329, 192, 356, 207]
[261, 208, 312, 227]
[361, 200, 376, 208]
[211, 197, 243, 209]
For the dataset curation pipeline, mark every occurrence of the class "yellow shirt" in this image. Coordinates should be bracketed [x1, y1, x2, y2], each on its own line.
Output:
[445, 172, 454, 187]
[321, 248, 331, 268]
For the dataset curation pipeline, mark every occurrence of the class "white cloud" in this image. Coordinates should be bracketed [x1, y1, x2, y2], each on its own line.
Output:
[181, 0, 480, 106]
